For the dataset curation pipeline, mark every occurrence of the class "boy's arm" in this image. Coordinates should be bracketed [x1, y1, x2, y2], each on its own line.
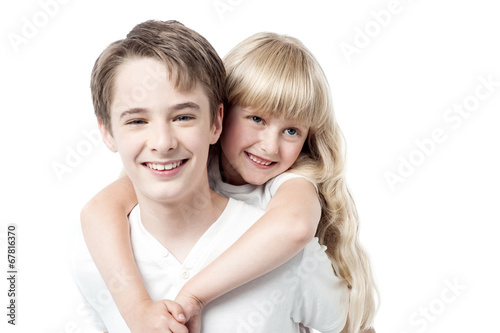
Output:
[176, 177, 320, 318]
[81, 175, 186, 331]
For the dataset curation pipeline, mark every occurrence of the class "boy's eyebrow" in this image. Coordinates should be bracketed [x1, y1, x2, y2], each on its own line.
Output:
[119, 102, 200, 119]
[168, 102, 201, 112]
[119, 108, 149, 120]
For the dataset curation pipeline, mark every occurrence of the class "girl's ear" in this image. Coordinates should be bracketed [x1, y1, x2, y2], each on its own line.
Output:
[210, 103, 224, 145]
[98, 119, 118, 153]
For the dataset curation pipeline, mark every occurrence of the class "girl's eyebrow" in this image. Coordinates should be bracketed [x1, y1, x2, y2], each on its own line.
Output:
[240, 107, 264, 117]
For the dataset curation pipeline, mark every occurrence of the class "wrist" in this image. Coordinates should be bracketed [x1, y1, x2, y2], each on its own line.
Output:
[175, 291, 205, 319]
[121, 296, 152, 324]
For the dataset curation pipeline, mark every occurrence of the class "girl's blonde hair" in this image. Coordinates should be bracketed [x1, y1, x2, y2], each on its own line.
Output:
[223, 32, 379, 332]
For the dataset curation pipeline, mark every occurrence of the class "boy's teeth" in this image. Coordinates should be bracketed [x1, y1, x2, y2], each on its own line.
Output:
[248, 154, 272, 166]
[147, 161, 182, 171]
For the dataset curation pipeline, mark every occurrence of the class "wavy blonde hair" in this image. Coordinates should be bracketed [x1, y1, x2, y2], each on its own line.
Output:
[223, 32, 379, 332]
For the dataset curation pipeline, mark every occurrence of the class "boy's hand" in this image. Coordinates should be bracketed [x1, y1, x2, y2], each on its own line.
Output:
[125, 299, 187, 333]
[174, 292, 205, 333]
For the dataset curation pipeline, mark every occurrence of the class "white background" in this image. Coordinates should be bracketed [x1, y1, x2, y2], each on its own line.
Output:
[1, 0, 499, 332]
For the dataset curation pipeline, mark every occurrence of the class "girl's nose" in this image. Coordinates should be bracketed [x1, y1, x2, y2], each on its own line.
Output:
[259, 129, 279, 156]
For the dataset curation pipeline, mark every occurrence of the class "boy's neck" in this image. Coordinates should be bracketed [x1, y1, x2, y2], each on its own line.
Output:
[136, 186, 228, 263]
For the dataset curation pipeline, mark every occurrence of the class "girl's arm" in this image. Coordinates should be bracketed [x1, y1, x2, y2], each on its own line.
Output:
[81, 175, 186, 332]
[176, 177, 321, 317]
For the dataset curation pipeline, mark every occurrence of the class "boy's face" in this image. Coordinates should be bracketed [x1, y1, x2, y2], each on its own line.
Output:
[99, 57, 222, 204]
[220, 105, 308, 186]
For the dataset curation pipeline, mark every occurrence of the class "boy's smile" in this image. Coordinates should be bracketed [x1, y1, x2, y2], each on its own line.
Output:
[143, 159, 186, 177]
[220, 105, 308, 186]
[145, 160, 184, 172]
[99, 57, 222, 205]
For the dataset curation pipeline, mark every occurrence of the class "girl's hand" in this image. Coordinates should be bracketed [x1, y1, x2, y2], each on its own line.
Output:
[126, 299, 187, 333]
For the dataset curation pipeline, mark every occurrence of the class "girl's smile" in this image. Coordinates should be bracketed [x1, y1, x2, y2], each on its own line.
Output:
[245, 152, 276, 167]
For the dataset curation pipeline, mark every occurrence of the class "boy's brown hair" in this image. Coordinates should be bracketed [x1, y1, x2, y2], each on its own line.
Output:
[91, 20, 225, 132]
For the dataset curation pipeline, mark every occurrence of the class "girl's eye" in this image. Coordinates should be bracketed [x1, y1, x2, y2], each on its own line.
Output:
[251, 116, 263, 124]
[284, 128, 298, 136]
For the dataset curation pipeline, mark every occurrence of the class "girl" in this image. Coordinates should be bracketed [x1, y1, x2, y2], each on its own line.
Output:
[81, 32, 377, 333]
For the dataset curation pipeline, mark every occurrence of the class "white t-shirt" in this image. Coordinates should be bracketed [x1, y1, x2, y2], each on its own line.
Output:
[72, 198, 349, 332]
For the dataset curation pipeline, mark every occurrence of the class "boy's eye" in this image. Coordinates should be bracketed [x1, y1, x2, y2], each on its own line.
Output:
[175, 115, 195, 122]
[126, 119, 146, 125]
[251, 116, 263, 123]
[284, 128, 298, 136]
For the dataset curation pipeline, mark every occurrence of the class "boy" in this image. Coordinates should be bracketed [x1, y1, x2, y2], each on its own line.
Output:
[72, 20, 348, 332]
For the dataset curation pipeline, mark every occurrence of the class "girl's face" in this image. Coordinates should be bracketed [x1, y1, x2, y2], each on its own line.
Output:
[220, 105, 309, 186]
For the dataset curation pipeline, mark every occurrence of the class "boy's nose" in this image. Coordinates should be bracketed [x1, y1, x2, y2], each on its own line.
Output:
[149, 123, 177, 154]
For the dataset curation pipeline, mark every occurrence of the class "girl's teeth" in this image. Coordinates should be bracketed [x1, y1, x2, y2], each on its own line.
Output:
[249, 154, 272, 166]
[147, 161, 182, 170]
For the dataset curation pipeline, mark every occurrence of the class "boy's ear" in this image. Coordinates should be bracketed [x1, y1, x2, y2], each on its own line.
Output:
[210, 103, 224, 145]
[98, 119, 118, 153]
